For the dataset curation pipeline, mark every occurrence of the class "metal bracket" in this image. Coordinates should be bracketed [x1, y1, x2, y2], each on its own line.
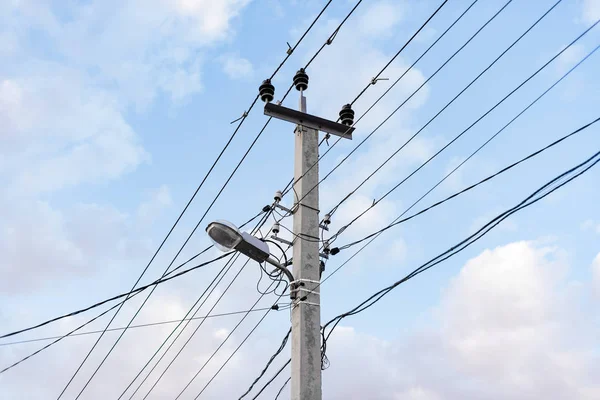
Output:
[270, 235, 293, 247]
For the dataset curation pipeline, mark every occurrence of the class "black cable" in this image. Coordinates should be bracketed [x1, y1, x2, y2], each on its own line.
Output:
[0, 252, 233, 342]
[327, 0, 565, 220]
[239, 328, 292, 399]
[336, 115, 600, 252]
[281, 0, 468, 199]
[275, 377, 290, 399]
[173, 280, 280, 399]
[56, 3, 336, 396]
[134, 257, 253, 399]
[120, 210, 273, 399]
[0, 307, 289, 348]
[349, 0, 449, 105]
[251, 359, 291, 400]
[132, 215, 283, 399]
[321, 148, 600, 363]
[328, 8, 595, 241]
[193, 298, 286, 399]
[285, 0, 514, 207]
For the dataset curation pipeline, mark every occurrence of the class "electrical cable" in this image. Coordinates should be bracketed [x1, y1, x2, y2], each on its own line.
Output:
[299, 114, 600, 345]
[327, 9, 595, 242]
[321, 148, 600, 364]
[349, 0, 449, 105]
[335, 115, 600, 252]
[173, 280, 281, 399]
[283, 0, 512, 205]
[54, 2, 336, 396]
[280, 0, 468, 199]
[275, 377, 291, 399]
[119, 209, 274, 399]
[251, 359, 291, 400]
[192, 298, 287, 399]
[0, 307, 290, 348]
[238, 328, 292, 399]
[0, 252, 233, 342]
[331, 43, 600, 251]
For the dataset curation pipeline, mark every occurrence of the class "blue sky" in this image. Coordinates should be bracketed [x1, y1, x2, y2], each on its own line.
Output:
[1, 0, 599, 399]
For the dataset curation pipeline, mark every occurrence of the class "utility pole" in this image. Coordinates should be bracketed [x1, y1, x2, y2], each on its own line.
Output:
[259, 69, 355, 400]
[289, 90, 322, 400]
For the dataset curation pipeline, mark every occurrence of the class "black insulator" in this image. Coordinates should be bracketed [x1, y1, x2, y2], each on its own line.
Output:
[339, 104, 355, 126]
[259, 79, 275, 103]
[293, 68, 309, 91]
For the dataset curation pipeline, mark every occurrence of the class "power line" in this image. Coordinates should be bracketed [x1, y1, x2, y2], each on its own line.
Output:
[348, 0, 449, 105]
[56, 2, 336, 396]
[280, 0, 467, 199]
[335, 115, 600, 253]
[275, 377, 291, 400]
[173, 280, 281, 399]
[0, 252, 233, 342]
[0, 307, 288, 347]
[321, 147, 600, 364]
[286, 0, 515, 208]
[192, 298, 287, 399]
[327, 7, 595, 242]
[135, 225, 291, 398]
[252, 359, 291, 400]
[119, 210, 274, 399]
[238, 328, 291, 399]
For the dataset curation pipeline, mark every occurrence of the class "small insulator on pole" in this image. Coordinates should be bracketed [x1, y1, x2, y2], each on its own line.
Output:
[323, 213, 331, 226]
[259, 79, 275, 103]
[272, 222, 280, 235]
[339, 104, 355, 126]
[274, 190, 283, 203]
[293, 68, 309, 91]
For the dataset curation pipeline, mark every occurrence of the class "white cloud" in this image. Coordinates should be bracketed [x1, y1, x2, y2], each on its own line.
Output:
[581, 219, 600, 233]
[582, 0, 600, 24]
[592, 253, 600, 296]
[320, 241, 600, 400]
[358, 0, 405, 37]
[556, 43, 586, 74]
[221, 53, 254, 80]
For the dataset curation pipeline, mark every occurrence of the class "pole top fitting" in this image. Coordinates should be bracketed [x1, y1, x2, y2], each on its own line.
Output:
[259, 79, 275, 103]
[293, 68, 309, 92]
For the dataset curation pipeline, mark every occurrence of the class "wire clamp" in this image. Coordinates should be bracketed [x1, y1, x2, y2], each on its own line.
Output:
[370, 77, 389, 85]
[286, 42, 293, 55]
[230, 110, 248, 124]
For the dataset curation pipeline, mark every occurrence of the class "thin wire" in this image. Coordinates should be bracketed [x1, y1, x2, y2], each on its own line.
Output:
[239, 328, 292, 399]
[275, 377, 291, 399]
[321, 149, 600, 362]
[281, 0, 472, 199]
[332, 44, 600, 251]
[0, 307, 284, 347]
[327, 0, 563, 218]
[121, 211, 273, 399]
[286, 0, 515, 206]
[173, 281, 279, 399]
[251, 359, 291, 400]
[328, 7, 594, 242]
[0, 252, 233, 342]
[193, 298, 286, 399]
[57, 2, 335, 396]
[336, 115, 600, 252]
[349, 0, 450, 105]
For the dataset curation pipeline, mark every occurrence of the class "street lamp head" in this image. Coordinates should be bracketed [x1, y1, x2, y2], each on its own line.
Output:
[206, 220, 271, 264]
[206, 220, 243, 252]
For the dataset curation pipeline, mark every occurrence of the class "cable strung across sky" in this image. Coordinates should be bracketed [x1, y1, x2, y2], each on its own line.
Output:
[320, 146, 600, 365]
[327, 10, 597, 245]
[57, 2, 359, 397]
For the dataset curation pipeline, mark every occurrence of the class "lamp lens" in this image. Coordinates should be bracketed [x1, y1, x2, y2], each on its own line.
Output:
[207, 222, 242, 251]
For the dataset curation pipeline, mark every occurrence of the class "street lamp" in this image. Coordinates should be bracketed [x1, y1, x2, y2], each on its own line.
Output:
[206, 220, 294, 283]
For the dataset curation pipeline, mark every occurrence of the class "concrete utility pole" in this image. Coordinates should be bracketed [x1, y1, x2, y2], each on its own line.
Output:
[290, 92, 322, 400]
[258, 69, 355, 400]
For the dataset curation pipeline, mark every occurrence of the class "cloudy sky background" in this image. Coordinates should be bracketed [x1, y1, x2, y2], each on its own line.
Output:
[1, 0, 599, 399]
